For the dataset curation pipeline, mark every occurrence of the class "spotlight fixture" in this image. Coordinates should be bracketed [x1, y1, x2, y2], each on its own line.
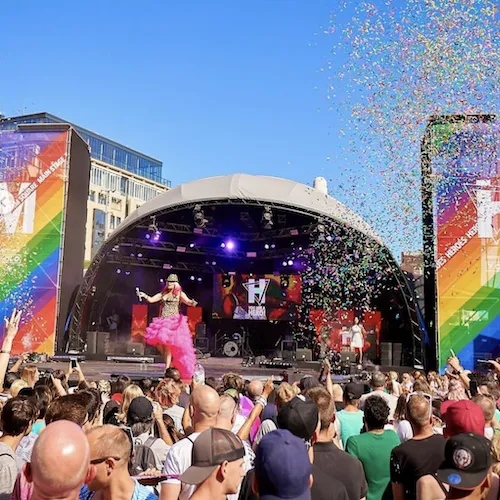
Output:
[197, 277, 202, 282]
[137, 253, 143, 258]
[223, 240, 235, 251]
[264, 243, 270, 250]
[193, 205, 208, 229]
[148, 216, 161, 241]
[282, 261, 288, 267]
[190, 275, 195, 281]
[287, 259, 294, 266]
[222, 274, 231, 288]
[116, 268, 121, 274]
[189, 243, 195, 248]
[280, 275, 290, 289]
[262, 206, 273, 230]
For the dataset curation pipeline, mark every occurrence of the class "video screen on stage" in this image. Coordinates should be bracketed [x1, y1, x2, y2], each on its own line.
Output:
[212, 274, 302, 320]
[424, 117, 500, 370]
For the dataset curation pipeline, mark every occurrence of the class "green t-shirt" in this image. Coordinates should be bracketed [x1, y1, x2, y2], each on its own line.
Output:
[337, 409, 364, 447]
[346, 430, 400, 500]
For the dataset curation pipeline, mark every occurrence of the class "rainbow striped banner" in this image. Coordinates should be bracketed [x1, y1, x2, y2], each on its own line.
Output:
[432, 120, 500, 369]
[0, 130, 68, 354]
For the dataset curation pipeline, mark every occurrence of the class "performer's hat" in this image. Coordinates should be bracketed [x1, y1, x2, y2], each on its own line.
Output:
[166, 273, 179, 283]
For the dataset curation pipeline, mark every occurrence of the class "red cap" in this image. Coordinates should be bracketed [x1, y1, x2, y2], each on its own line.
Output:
[441, 400, 485, 436]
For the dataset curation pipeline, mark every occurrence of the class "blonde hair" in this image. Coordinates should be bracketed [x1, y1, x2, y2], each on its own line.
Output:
[21, 365, 38, 387]
[389, 371, 398, 381]
[155, 378, 181, 408]
[11, 379, 28, 397]
[118, 384, 144, 422]
[275, 382, 296, 409]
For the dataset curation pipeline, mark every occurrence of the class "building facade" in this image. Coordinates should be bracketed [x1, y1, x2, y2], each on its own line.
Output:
[0, 112, 170, 263]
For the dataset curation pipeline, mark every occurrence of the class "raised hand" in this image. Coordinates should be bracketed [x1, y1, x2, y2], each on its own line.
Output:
[4, 309, 22, 340]
[263, 378, 274, 398]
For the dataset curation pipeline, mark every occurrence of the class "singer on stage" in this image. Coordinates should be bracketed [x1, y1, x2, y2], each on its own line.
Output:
[136, 274, 197, 379]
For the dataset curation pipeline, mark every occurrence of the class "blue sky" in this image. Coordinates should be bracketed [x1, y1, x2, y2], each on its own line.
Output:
[1, 1, 340, 185]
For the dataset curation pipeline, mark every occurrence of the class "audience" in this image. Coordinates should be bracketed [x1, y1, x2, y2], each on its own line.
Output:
[155, 378, 184, 432]
[253, 429, 313, 499]
[346, 395, 400, 500]
[19, 420, 95, 500]
[179, 428, 245, 500]
[391, 394, 446, 500]
[337, 383, 365, 448]
[161, 385, 220, 500]
[0, 397, 36, 498]
[82, 424, 157, 499]
[359, 372, 398, 421]
[308, 386, 368, 500]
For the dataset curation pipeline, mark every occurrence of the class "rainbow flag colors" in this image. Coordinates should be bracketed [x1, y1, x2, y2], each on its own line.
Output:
[0, 130, 68, 354]
[431, 120, 500, 370]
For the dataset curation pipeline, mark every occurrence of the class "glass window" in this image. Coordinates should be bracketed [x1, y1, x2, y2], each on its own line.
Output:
[98, 193, 107, 205]
[116, 216, 121, 226]
[88, 191, 95, 202]
[110, 215, 115, 229]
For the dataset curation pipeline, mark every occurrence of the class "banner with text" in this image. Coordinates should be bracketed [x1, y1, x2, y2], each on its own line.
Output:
[0, 130, 68, 354]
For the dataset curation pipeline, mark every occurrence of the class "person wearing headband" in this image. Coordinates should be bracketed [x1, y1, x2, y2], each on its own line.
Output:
[137, 274, 198, 378]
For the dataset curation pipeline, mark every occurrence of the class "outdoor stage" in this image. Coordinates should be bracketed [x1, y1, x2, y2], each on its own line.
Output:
[35, 355, 414, 385]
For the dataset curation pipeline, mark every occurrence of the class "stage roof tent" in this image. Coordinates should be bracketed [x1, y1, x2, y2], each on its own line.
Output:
[112, 173, 384, 245]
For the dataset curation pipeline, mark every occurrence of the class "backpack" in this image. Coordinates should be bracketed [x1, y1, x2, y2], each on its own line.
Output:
[129, 436, 158, 476]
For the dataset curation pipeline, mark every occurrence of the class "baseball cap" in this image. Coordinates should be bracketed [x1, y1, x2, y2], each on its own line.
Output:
[277, 396, 319, 441]
[437, 433, 492, 490]
[344, 383, 363, 400]
[441, 400, 485, 436]
[126, 396, 153, 424]
[255, 429, 311, 500]
[180, 428, 245, 485]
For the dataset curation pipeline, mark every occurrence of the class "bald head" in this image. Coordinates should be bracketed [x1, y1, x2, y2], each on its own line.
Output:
[191, 385, 220, 424]
[86, 425, 131, 464]
[407, 395, 431, 428]
[217, 395, 237, 430]
[30, 421, 91, 497]
[247, 380, 263, 401]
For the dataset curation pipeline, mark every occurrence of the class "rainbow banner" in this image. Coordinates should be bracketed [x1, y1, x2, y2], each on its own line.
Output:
[429, 118, 500, 369]
[0, 130, 69, 354]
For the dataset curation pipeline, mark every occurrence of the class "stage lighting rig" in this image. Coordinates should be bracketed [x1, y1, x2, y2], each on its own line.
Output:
[193, 205, 208, 228]
[262, 206, 273, 230]
[147, 216, 161, 241]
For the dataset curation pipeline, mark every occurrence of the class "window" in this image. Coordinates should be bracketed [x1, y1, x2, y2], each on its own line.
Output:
[110, 215, 115, 230]
[98, 193, 107, 205]
[88, 191, 95, 202]
[116, 217, 121, 226]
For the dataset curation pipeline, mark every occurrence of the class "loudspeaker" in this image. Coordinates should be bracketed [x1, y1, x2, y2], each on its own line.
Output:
[380, 342, 392, 365]
[126, 341, 144, 355]
[340, 351, 356, 365]
[195, 337, 209, 353]
[392, 343, 402, 366]
[195, 322, 207, 338]
[296, 348, 312, 361]
[87, 332, 109, 354]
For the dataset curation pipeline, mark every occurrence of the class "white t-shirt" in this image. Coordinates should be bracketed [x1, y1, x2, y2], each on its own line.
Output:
[359, 390, 398, 421]
[162, 432, 201, 500]
[163, 405, 185, 433]
[394, 419, 413, 443]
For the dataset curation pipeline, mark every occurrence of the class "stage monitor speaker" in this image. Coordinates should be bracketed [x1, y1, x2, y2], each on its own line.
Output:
[296, 348, 312, 361]
[339, 351, 356, 365]
[195, 337, 209, 353]
[195, 322, 207, 338]
[380, 342, 392, 366]
[126, 341, 144, 356]
[365, 330, 377, 361]
[87, 331, 97, 355]
[392, 343, 402, 366]
[87, 332, 110, 355]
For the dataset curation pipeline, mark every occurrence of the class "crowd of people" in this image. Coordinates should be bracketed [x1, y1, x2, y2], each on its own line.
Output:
[0, 309, 499, 499]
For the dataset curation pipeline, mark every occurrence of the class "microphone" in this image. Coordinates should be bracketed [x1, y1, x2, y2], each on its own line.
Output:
[135, 287, 142, 302]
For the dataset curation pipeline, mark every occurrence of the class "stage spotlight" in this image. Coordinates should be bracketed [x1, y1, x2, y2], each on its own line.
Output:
[116, 269, 121, 274]
[125, 271, 131, 276]
[153, 230, 161, 241]
[193, 205, 208, 228]
[197, 277, 202, 282]
[190, 275, 195, 281]
[189, 242, 195, 248]
[220, 242, 226, 248]
[145, 234, 151, 240]
[211, 261, 217, 266]
[137, 253, 143, 258]
[271, 243, 276, 249]
[280, 275, 290, 289]
[130, 252, 135, 257]
[262, 206, 273, 230]
[225, 240, 235, 251]
[264, 243, 270, 250]
[160, 278, 164, 283]
[222, 274, 231, 288]
[287, 259, 294, 266]
[282, 261, 288, 267]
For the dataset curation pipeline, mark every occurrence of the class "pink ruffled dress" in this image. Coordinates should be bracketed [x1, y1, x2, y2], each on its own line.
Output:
[144, 294, 196, 379]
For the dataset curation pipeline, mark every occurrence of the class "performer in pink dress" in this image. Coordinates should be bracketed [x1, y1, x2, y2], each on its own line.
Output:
[137, 274, 197, 379]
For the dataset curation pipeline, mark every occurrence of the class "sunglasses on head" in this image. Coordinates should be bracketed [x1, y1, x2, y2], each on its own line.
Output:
[406, 391, 433, 419]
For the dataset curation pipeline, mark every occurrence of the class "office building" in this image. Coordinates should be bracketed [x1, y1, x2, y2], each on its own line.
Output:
[0, 112, 170, 263]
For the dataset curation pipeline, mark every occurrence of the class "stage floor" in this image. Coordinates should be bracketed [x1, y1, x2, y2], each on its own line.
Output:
[36, 356, 317, 382]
